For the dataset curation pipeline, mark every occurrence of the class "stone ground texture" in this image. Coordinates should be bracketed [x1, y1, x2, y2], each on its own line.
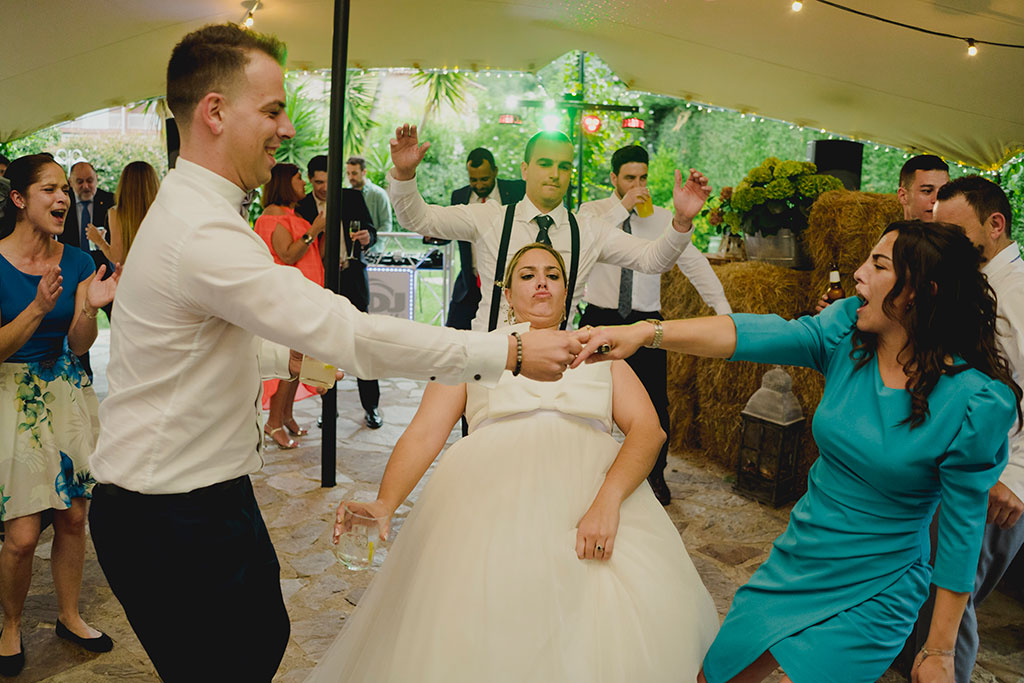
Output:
[11, 332, 1023, 681]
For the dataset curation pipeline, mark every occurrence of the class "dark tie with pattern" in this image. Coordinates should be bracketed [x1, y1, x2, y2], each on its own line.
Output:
[80, 200, 92, 249]
[618, 212, 635, 318]
[534, 214, 554, 246]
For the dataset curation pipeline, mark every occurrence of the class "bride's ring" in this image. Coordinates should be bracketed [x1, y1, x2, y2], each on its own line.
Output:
[595, 544, 604, 552]
[596, 343, 611, 355]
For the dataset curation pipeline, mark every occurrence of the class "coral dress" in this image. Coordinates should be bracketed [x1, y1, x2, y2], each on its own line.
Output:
[702, 297, 1017, 683]
[254, 207, 324, 407]
[307, 359, 719, 682]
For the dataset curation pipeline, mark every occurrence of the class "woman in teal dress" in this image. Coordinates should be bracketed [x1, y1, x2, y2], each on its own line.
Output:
[577, 220, 1021, 683]
[0, 155, 120, 675]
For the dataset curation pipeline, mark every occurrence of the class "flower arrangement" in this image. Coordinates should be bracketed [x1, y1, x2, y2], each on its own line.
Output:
[705, 157, 844, 236]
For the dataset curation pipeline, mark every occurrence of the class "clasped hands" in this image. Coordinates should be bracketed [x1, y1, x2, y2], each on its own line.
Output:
[510, 322, 655, 381]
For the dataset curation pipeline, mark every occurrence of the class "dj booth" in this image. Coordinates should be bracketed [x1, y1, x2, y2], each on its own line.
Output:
[364, 235, 451, 323]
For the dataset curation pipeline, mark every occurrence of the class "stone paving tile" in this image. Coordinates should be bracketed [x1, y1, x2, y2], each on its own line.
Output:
[12, 338, 1022, 681]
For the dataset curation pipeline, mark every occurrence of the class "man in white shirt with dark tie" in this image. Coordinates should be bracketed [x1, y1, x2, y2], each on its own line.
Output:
[87, 24, 583, 682]
[578, 145, 731, 504]
[388, 124, 712, 332]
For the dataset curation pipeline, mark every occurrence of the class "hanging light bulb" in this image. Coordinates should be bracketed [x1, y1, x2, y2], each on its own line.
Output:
[791, 1, 803, 11]
[966, 39, 978, 56]
[244, 14, 254, 27]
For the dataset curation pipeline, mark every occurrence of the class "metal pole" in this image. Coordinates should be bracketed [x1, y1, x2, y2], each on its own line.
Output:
[575, 50, 585, 211]
[320, 0, 350, 487]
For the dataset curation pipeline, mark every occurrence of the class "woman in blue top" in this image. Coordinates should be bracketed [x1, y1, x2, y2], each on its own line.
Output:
[576, 220, 1021, 683]
[0, 155, 120, 674]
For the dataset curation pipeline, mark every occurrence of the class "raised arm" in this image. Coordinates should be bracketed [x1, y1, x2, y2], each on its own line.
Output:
[576, 360, 665, 561]
[334, 382, 468, 541]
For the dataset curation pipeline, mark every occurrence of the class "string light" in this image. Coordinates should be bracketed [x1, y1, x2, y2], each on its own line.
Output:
[791, 1, 803, 11]
[967, 39, 978, 56]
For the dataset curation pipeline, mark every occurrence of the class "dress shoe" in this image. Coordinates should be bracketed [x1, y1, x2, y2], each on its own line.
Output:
[648, 473, 671, 506]
[55, 619, 113, 653]
[0, 631, 24, 677]
[364, 408, 383, 430]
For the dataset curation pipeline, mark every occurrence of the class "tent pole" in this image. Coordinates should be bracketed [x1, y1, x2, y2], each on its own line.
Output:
[321, 0, 350, 488]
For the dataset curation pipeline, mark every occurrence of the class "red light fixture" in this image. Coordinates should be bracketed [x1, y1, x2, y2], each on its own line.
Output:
[581, 114, 602, 134]
[498, 114, 522, 125]
[622, 117, 646, 130]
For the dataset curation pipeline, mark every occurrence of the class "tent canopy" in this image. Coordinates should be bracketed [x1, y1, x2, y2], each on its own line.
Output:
[6, 0, 1024, 169]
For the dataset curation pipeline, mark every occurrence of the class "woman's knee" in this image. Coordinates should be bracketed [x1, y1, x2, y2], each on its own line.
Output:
[53, 500, 88, 535]
[1, 515, 42, 559]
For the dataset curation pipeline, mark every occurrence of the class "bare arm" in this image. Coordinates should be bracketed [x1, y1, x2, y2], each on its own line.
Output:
[0, 266, 61, 362]
[68, 263, 121, 355]
[270, 216, 323, 265]
[912, 588, 969, 682]
[333, 382, 467, 541]
[575, 315, 738, 366]
[107, 208, 126, 265]
[576, 360, 664, 560]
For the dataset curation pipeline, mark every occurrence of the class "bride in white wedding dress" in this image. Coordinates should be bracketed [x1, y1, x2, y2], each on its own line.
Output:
[307, 243, 718, 683]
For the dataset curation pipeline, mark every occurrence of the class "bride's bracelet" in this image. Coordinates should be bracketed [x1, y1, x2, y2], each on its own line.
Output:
[916, 647, 955, 667]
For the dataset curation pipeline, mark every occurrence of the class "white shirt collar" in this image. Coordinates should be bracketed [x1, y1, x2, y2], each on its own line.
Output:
[516, 195, 568, 225]
[174, 157, 248, 212]
[983, 242, 1022, 277]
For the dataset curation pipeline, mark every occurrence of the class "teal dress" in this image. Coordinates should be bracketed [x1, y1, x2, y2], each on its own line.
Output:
[701, 297, 1017, 683]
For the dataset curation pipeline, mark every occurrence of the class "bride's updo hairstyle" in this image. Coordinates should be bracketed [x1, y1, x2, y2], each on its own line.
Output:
[502, 242, 567, 289]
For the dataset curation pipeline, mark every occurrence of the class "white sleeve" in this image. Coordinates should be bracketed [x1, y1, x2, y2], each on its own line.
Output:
[676, 243, 732, 314]
[388, 173, 490, 241]
[596, 213, 693, 274]
[178, 224, 508, 386]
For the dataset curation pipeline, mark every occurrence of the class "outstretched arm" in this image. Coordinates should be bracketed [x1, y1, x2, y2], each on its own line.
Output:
[576, 360, 664, 561]
[333, 382, 467, 541]
[575, 316, 737, 366]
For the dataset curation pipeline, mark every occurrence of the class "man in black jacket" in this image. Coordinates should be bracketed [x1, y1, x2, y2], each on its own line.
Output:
[445, 148, 525, 330]
[296, 155, 383, 429]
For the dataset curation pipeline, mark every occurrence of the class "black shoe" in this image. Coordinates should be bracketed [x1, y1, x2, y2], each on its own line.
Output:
[364, 409, 383, 429]
[0, 632, 24, 677]
[55, 619, 113, 653]
[648, 473, 671, 506]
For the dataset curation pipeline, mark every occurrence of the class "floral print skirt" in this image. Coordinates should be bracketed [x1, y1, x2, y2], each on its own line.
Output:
[0, 353, 96, 521]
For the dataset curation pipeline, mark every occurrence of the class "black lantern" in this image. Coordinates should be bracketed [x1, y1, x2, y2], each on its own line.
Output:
[734, 367, 804, 507]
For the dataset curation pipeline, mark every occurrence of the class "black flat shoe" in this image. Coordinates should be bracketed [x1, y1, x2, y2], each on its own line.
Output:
[364, 408, 383, 430]
[55, 620, 113, 653]
[648, 473, 671, 506]
[0, 632, 24, 677]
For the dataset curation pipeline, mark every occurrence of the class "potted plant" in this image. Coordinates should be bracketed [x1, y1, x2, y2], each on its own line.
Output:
[706, 157, 844, 268]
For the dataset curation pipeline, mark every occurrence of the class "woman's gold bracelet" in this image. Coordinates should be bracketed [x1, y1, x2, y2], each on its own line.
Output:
[81, 305, 99, 320]
[643, 318, 663, 349]
[916, 647, 955, 667]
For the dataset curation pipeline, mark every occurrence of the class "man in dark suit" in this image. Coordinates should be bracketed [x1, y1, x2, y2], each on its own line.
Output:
[296, 155, 383, 429]
[446, 148, 526, 330]
[60, 161, 114, 379]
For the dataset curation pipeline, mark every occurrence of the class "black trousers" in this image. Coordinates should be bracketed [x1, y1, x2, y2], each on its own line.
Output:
[341, 264, 380, 411]
[580, 305, 669, 479]
[89, 476, 289, 682]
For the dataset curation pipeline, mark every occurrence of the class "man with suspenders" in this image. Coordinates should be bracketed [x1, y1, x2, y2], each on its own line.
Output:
[387, 124, 712, 333]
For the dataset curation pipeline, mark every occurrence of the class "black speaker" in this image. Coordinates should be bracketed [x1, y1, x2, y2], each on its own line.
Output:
[807, 140, 863, 190]
[166, 118, 180, 169]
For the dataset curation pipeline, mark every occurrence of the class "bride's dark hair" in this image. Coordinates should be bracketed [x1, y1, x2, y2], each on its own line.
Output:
[851, 220, 1022, 429]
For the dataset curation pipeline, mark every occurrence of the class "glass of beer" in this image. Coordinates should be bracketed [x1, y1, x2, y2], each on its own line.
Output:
[635, 193, 654, 218]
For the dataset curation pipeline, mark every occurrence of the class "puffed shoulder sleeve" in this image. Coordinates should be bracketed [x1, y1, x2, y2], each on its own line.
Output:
[932, 378, 1016, 592]
[729, 295, 858, 373]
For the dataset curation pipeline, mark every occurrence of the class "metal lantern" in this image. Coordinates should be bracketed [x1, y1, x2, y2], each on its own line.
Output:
[734, 367, 805, 507]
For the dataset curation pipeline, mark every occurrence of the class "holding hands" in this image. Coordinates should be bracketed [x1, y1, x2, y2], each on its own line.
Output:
[513, 328, 585, 381]
[390, 124, 432, 181]
[672, 168, 712, 229]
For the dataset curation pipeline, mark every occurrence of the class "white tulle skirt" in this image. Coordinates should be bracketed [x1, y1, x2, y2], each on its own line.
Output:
[306, 412, 719, 682]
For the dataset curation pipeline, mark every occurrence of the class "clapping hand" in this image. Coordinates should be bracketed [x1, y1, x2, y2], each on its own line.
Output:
[33, 265, 63, 314]
[85, 263, 121, 310]
[672, 168, 712, 226]
[390, 124, 431, 181]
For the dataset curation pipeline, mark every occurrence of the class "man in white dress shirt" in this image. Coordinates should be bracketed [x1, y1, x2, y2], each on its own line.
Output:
[579, 145, 731, 504]
[908, 176, 1024, 682]
[387, 124, 712, 332]
[86, 24, 582, 682]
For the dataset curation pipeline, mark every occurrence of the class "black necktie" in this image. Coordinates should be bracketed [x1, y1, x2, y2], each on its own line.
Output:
[618, 212, 635, 318]
[534, 215, 554, 246]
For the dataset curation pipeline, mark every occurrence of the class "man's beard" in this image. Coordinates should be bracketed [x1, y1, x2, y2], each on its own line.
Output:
[473, 184, 495, 198]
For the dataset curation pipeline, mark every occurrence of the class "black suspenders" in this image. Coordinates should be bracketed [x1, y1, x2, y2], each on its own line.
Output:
[487, 203, 580, 332]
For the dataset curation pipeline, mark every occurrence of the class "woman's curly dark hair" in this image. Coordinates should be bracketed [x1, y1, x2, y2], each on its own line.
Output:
[851, 220, 1022, 429]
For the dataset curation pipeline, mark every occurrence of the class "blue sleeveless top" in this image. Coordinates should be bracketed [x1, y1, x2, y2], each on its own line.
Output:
[0, 245, 95, 363]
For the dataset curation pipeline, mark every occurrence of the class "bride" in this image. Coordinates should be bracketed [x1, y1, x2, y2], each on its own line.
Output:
[307, 243, 718, 682]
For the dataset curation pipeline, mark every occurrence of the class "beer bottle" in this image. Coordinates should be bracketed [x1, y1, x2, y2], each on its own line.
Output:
[825, 263, 845, 302]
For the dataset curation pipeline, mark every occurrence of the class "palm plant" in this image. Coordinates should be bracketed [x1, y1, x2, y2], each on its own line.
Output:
[413, 70, 471, 131]
[276, 79, 327, 168]
[344, 70, 380, 159]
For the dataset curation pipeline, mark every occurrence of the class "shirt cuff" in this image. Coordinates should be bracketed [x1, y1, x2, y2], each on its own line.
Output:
[258, 339, 293, 380]
[387, 172, 417, 197]
[460, 330, 511, 387]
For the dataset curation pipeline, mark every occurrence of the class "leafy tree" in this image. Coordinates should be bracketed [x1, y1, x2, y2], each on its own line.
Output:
[413, 71, 472, 132]
[344, 70, 380, 159]
[275, 78, 327, 169]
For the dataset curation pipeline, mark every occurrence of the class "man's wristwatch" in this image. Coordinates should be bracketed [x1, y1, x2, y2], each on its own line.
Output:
[301, 233, 315, 245]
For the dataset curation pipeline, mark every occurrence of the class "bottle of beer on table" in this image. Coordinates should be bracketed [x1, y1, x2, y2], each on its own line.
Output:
[825, 262, 845, 302]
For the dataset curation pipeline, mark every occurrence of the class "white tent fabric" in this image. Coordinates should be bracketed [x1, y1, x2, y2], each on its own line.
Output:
[4, 0, 1024, 169]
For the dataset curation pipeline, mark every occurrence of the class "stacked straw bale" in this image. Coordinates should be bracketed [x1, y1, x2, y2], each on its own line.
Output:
[662, 191, 903, 482]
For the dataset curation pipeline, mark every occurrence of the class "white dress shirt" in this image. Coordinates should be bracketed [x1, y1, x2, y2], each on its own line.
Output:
[468, 185, 501, 205]
[984, 241, 1024, 500]
[389, 174, 693, 331]
[92, 158, 508, 494]
[578, 196, 732, 315]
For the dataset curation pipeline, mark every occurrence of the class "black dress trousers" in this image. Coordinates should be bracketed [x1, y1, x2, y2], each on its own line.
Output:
[89, 476, 290, 682]
[580, 305, 670, 478]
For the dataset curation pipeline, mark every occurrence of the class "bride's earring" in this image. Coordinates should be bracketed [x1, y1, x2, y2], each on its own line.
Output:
[505, 307, 517, 326]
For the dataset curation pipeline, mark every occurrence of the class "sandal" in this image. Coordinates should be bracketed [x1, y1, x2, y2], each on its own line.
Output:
[284, 419, 308, 437]
[264, 426, 298, 450]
